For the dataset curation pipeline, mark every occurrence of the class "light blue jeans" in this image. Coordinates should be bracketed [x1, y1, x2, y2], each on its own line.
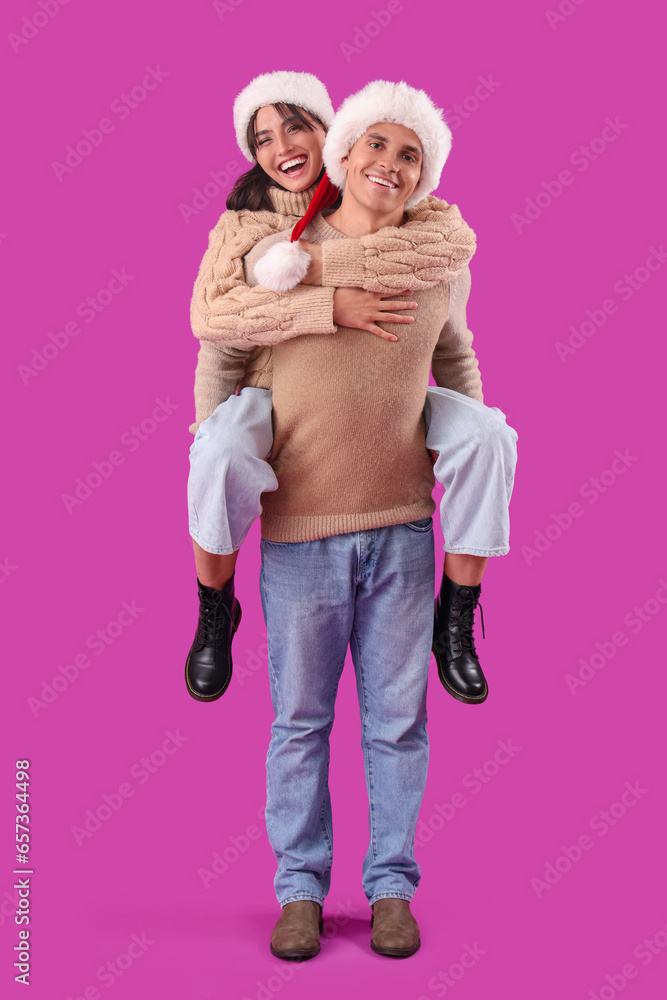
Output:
[259, 518, 435, 906]
[187, 386, 517, 557]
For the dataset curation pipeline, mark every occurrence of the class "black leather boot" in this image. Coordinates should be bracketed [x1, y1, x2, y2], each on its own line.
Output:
[432, 573, 487, 704]
[185, 575, 242, 702]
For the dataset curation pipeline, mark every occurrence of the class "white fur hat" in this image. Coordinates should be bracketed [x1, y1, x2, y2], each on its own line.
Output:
[322, 80, 453, 208]
[233, 71, 335, 162]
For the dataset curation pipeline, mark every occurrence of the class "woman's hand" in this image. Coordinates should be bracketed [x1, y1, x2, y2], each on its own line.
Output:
[332, 287, 417, 341]
[298, 241, 322, 285]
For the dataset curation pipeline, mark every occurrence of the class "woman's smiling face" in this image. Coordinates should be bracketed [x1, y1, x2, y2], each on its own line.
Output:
[253, 104, 326, 192]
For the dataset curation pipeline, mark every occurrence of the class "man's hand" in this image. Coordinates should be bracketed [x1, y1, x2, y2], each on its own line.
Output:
[332, 287, 417, 341]
[298, 240, 322, 285]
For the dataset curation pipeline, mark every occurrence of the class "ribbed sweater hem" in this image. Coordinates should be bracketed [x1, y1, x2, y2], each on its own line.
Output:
[260, 498, 436, 543]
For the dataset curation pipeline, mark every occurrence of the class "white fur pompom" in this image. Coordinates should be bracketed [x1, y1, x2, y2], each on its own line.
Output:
[254, 241, 311, 291]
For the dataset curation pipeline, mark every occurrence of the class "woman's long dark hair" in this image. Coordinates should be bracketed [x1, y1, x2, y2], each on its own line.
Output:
[226, 102, 326, 212]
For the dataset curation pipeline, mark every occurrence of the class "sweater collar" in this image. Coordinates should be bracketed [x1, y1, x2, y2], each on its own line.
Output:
[268, 183, 319, 216]
[307, 208, 417, 241]
[305, 211, 348, 241]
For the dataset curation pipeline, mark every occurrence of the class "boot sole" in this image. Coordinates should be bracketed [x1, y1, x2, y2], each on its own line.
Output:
[370, 938, 421, 958]
[269, 942, 320, 960]
[184, 601, 242, 702]
[432, 644, 488, 705]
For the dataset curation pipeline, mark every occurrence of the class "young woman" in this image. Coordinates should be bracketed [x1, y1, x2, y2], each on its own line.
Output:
[185, 72, 512, 710]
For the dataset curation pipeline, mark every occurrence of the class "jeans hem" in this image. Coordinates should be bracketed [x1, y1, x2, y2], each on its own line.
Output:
[189, 529, 239, 557]
[442, 545, 510, 557]
[369, 891, 414, 906]
[278, 893, 325, 907]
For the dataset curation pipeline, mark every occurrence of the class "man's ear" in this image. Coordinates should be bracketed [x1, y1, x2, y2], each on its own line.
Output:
[340, 155, 349, 173]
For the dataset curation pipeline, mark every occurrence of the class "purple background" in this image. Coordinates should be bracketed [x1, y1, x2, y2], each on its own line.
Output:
[2, 1, 666, 998]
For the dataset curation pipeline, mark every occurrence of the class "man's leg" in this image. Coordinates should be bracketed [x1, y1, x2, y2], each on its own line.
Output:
[423, 386, 518, 704]
[185, 387, 277, 701]
[348, 518, 435, 955]
[259, 534, 357, 917]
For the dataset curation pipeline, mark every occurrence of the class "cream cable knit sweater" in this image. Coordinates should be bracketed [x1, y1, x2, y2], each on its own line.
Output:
[189, 185, 477, 432]
[252, 212, 483, 543]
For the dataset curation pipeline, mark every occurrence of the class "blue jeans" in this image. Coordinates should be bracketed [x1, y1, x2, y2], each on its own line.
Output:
[259, 519, 435, 907]
[187, 386, 517, 556]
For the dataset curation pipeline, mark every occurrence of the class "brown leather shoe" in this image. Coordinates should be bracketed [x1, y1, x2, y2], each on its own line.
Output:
[270, 901, 323, 960]
[370, 898, 421, 957]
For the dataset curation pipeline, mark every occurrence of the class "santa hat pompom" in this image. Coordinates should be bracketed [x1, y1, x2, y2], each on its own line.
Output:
[254, 240, 312, 292]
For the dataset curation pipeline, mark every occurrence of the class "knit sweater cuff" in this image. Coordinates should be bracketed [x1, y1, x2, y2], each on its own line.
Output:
[285, 286, 337, 337]
[320, 240, 366, 289]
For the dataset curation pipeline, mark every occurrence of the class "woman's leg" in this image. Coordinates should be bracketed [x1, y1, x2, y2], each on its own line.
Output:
[185, 387, 278, 701]
[443, 552, 487, 587]
[192, 545, 238, 591]
[423, 386, 518, 703]
[423, 386, 518, 559]
[187, 387, 277, 557]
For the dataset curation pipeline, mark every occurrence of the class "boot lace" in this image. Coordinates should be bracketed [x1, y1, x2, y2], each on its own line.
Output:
[451, 588, 485, 654]
[197, 591, 230, 647]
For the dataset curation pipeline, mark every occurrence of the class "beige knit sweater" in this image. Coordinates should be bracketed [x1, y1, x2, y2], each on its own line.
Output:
[189, 185, 477, 432]
[247, 213, 483, 543]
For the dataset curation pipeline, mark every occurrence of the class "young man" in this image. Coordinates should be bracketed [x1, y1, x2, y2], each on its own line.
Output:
[184, 71, 482, 708]
[239, 80, 517, 959]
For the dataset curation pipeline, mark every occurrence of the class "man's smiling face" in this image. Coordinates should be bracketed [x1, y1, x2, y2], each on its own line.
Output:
[340, 122, 423, 216]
